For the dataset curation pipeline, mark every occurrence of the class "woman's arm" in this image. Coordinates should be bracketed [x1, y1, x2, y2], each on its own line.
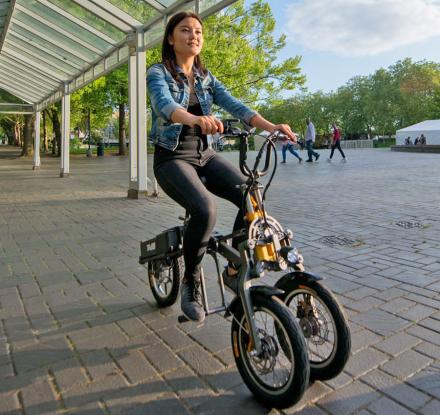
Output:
[250, 114, 297, 142]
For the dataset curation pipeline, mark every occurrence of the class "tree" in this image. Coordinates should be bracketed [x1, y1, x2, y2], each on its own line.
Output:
[202, 0, 305, 105]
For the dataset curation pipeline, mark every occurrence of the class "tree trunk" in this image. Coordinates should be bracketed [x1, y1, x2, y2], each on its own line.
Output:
[14, 122, 21, 147]
[43, 110, 48, 152]
[50, 109, 61, 157]
[21, 114, 33, 157]
[118, 102, 126, 156]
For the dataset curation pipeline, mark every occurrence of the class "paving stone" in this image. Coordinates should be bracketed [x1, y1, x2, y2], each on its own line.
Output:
[351, 329, 382, 353]
[367, 396, 416, 415]
[51, 357, 88, 392]
[163, 366, 215, 408]
[80, 349, 119, 381]
[351, 308, 411, 336]
[379, 297, 415, 313]
[346, 296, 385, 312]
[345, 348, 389, 377]
[319, 380, 379, 415]
[361, 369, 431, 410]
[284, 382, 333, 414]
[20, 375, 62, 415]
[420, 399, 440, 415]
[406, 366, 440, 399]
[115, 315, 149, 338]
[141, 342, 185, 374]
[2, 149, 440, 413]
[189, 322, 231, 353]
[113, 349, 156, 384]
[415, 341, 440, 360]
[178, 345, 224, 377]
[399, 304, 436, 322]
[407, 325, 440, 346]
[155, 326, 195, 351]
[374, 332, 422, 356]
[0, 391, 20, 413]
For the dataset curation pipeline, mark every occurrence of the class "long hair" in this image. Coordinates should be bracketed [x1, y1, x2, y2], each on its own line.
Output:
[161, 12, 206, 81]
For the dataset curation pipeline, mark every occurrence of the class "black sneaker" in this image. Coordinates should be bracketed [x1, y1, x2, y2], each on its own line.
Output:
[222, 267, 239, 294]
[280, 161, 286, 164]
[180, 280, 205, 322]
[306, 159, 313, 163]
[315, 153, 320, 161]
[298, 158, 303, 163]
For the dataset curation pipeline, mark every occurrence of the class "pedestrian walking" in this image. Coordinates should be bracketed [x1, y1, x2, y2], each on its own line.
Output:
[305, 118, 320, 162]
[280, 138, 302, 164]
[327, 123, 346, 162]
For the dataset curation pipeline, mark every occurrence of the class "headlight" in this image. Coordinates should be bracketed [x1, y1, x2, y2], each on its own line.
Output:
[287, 248, 299, 264]
[280, 246, 302, 265]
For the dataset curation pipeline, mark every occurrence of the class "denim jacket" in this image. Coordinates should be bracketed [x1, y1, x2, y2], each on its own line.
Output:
[147, 63, 258, 150]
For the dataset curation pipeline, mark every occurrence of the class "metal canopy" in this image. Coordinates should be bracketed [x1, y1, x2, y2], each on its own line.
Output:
[0, 0, 236, 109]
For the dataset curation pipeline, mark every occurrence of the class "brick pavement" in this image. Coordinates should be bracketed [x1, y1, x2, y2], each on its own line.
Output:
[0, 145, 439, 414]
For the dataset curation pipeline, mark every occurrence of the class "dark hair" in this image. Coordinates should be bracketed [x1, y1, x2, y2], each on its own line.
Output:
[161, 11, 206, 81]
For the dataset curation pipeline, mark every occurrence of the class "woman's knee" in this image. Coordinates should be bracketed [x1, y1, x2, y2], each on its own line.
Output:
[190, 197, 217, 227]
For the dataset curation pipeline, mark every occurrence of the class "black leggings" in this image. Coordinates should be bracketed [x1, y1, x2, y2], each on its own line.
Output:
[330, 140, 346, 159]
[154, 154, 246, 282]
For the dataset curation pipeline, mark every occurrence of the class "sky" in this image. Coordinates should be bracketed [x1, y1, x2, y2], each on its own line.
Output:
[244, 0, 440, 93]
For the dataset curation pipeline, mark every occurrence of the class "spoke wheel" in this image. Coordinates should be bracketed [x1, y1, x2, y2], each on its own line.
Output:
[278, 279, 351, 380]
[148, 257, 183, 307]
[231, 293, 309, 409]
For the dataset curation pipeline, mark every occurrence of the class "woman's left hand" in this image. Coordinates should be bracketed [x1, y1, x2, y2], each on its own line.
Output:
[272, 124, 297, 142]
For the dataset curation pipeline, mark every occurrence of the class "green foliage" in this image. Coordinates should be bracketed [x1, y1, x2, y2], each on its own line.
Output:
[202, 0, 305, 105]
[71, 77, 112, 135]
[260, 58, 440, 138]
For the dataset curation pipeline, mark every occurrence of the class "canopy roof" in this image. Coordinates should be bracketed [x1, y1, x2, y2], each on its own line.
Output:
[0, 0, 235, 109]
[397, 120, 440, 132]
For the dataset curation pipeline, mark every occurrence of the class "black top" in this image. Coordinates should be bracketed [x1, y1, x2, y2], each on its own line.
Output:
[154, 91, 215, 171]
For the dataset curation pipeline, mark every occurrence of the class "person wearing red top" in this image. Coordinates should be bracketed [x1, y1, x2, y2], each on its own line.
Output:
[328, 123, 346, 162]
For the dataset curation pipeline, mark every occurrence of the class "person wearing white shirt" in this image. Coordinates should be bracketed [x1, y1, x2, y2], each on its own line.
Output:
[305, 118, 320, 162]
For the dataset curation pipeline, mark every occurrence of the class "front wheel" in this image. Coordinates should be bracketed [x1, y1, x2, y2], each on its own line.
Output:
[148, 256, 183, 307]
[231, 293, 309, 409]
[276, 278, 351, 381]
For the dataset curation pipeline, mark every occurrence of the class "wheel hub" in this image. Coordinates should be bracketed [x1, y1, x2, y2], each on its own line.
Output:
[251, 332, 279, 374]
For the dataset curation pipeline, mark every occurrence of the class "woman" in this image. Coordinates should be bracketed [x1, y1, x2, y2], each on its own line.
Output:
[147, 11, 296, 322]
[327, 123, 346, 162]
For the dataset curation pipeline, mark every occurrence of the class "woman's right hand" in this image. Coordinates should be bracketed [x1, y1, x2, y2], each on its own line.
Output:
[192, 115, 224, 135]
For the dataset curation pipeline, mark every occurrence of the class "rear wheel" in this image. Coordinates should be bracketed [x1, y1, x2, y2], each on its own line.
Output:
[277, 279, 351, 380]
[148, 256, 183, 307]
[231, 293, 309, 409]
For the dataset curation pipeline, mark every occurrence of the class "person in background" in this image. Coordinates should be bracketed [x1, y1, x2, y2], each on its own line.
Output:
[327, 122, 346, 162]
[305, 117, 320, 162]
[280, 137, 302, 164]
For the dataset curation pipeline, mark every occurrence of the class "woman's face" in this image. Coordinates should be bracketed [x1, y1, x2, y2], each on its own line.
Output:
[168, 17, 203, 59]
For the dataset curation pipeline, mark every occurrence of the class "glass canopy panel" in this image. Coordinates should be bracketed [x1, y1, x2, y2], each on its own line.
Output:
[12, 12, 99, 62]
[6, 34, 80, 75]
[18, 0, 115, 52]
[2, 46, 71, 81]
[46, 0, 126, 41]
[0, 63, 54, 92]
[199, 0, 224, 13]
[144, 19, 165, 47]
[11, 26, 89, 70]
[0, 103, 33, 114]
[0, 55, 60, 87]
[105, 0, 159, 23]
[156, 0, 180, 6]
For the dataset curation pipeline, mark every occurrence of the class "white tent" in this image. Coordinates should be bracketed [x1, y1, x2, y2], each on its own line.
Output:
[396, 120, 440, 145]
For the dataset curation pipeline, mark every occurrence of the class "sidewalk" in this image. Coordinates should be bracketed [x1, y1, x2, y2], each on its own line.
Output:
[1, 146, 439, 414]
